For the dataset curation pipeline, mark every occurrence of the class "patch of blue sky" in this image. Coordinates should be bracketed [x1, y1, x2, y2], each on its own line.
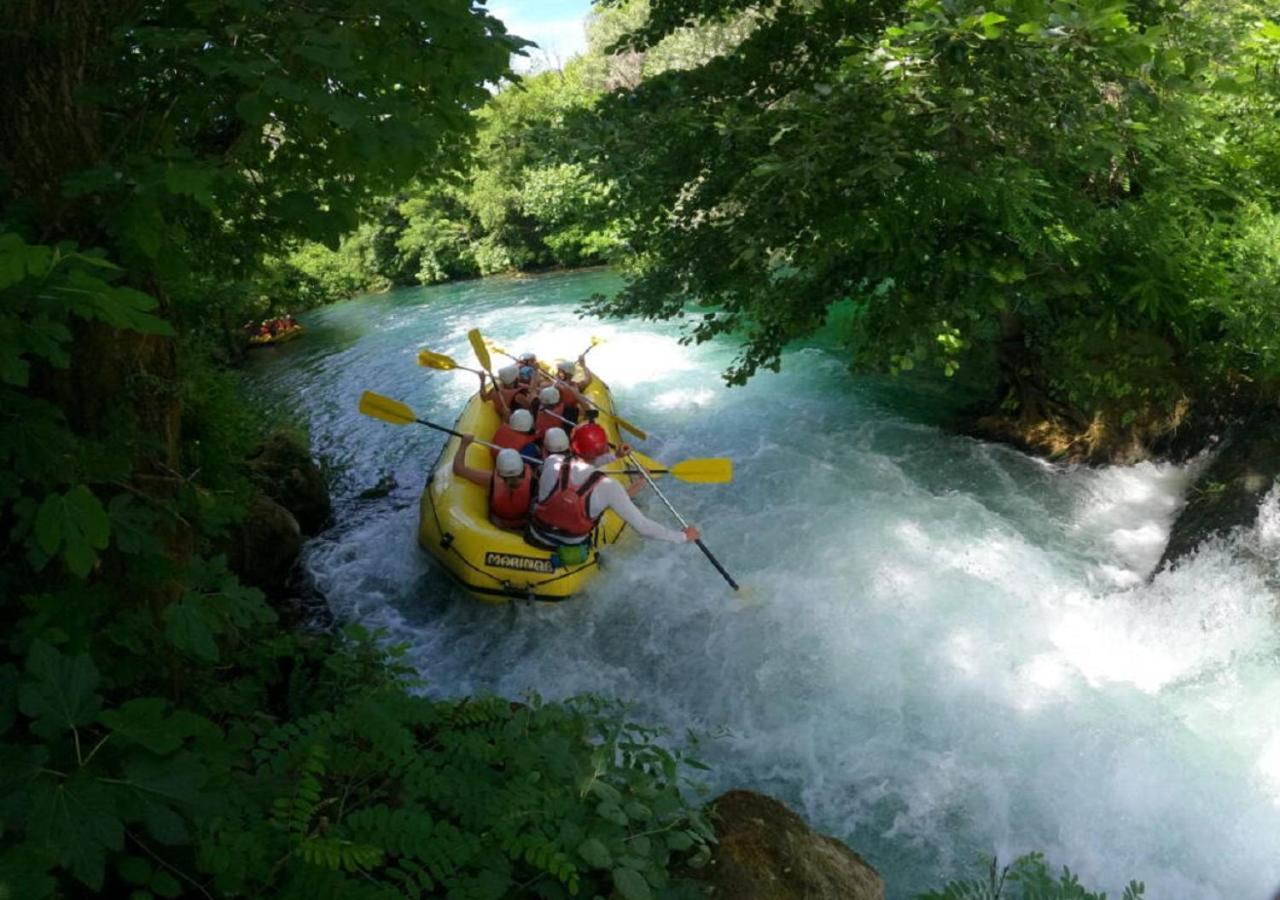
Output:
[489, 0, 594, 71]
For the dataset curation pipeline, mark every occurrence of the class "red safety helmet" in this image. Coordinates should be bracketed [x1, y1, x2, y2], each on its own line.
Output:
[570, 422, 610, 460]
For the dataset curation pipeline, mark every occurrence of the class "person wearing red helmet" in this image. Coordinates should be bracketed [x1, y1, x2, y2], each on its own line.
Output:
[529, 421, 700, 553]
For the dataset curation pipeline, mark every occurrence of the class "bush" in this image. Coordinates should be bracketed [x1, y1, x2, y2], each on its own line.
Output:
[921, 853, 1145, 900]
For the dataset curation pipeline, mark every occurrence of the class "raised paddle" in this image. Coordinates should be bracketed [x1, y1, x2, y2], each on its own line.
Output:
[483, 336, 650, 441]
[358, 392, 543, 466]
[580, 335, 605, 359]
[627, 453, 739, 591]
[417, 348, 485, 376]
[467, 328, 499, 385]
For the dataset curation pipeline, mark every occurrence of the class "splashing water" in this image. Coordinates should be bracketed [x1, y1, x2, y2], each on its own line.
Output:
[246, 271, 1280, 899]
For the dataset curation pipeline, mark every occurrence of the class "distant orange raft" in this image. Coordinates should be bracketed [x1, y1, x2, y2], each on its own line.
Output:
[248, 325, 304, 347]
[418, 377, 639, 603]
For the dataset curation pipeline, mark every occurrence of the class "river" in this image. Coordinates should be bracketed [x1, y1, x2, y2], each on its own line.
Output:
[246, 269, 1280, 899]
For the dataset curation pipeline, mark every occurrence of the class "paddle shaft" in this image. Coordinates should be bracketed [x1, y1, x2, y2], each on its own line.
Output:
[630, 459, 739, 592]
[415, 417, 543, 467]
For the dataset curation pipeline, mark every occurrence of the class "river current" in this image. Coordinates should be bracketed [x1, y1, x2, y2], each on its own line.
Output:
[246, 269, 1280, 899]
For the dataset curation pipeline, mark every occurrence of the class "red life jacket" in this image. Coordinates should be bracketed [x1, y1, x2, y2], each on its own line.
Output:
[534, 402, 566, 441]
[532, 461, 607, 541]
[500, 385, 532, 412]
[489, 467, 533, 530]
[491, 424, 533, 458]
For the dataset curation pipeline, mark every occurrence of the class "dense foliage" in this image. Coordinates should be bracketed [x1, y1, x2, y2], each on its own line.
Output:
[265, 0, 754, 307]
[583, 0, 1280, 452]
[0, 3, 717, 898]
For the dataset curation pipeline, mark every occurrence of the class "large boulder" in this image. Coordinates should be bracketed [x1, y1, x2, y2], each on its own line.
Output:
[226, 494, 302, 595]
[1157, 410, 1280, 573]
[246, 430, 331, 535]
[695, 791, 883, 900]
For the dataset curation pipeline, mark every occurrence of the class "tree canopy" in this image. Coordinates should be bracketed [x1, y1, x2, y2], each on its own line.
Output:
[582, 0, 1280, 454]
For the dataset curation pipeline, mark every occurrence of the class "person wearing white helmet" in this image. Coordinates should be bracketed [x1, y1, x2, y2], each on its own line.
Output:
[533, 385, 568, 441]
[495, 363, 532, 416]
[490, 408, 539, 460]
[517, 351, 553, 391]
[541, 426, 570, 459]
[551, 357, 593, 423]
[452, 438, 535, 530]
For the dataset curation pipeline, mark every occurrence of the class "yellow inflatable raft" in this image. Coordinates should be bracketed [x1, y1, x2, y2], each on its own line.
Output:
[418, 377, 638, 603]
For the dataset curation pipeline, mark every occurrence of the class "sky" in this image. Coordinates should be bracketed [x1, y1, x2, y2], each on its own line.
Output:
[488, 0, 594, 71]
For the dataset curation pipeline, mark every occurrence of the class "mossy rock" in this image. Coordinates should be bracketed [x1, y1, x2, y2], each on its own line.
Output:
[695, 791, 883, 900]
[246, 430, 331, 535]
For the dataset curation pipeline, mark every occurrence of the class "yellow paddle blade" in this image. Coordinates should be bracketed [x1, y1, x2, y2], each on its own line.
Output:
[613, 414, 648, 441]
[668, 458, 733, 483]
[485, 338, 514, 359]
[358, 391, 416, 426]
[614, 454, 732, 483]
[468, 328, 492, 373]
[417, 349, 460, 371]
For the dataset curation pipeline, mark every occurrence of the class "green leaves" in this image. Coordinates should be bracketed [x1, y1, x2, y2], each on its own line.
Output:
[613, 865, 652, 900]
[18, 641, 102, 741]
[34, 486, 110, 578]
[164, 597, 220, 662]
[100, 700, 207, 756]
[27, 774, 123, 890]
[577, 837, 611, 868]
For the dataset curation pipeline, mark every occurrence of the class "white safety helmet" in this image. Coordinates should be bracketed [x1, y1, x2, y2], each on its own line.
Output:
[498, 364, 518, 386]
[509, 409, 534, 433]
[495, 448, 524, 478]
[543, 427, 569, 454]
[517, 351, 537, 365]
[555, 359, 574, 377]
[538, 386, 561, 407]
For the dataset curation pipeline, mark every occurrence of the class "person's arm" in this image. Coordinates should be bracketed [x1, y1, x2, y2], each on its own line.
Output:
[576, 355, 594, 390]
[591, 480, 688, 542]
[451, 435, 490, 488]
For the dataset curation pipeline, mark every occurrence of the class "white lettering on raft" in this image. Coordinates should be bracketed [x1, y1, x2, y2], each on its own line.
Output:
[484, 551, 554, 574]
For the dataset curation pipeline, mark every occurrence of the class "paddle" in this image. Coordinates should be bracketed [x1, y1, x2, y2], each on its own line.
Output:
[358, 392, 543, 466]
[611, 458, 733, 484]
[483, 335, 649, 441]
[417, 348, 485, 376]
[627, 453, 739, 591]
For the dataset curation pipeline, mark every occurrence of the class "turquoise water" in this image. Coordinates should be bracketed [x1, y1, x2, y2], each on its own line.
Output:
[246, 270, 1280, 899]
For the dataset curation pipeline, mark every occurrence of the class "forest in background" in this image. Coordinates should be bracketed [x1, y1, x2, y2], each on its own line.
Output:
[1, 0, 1275, 896]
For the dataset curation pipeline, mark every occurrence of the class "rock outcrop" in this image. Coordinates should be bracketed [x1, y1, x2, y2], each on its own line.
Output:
[695, 790, 883, 900]
[247, 430, 331, 535]
[226, 494, 303, 595]
[1157, 410, 1280, 572]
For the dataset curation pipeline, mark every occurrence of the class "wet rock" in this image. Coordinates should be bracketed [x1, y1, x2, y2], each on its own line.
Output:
[247, 430, 331, 534]
[356, 472, 398, 501]
[227, 495, 302, 595]
[695, 790, 883, 900]
[1157, 410, 1280, 572]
